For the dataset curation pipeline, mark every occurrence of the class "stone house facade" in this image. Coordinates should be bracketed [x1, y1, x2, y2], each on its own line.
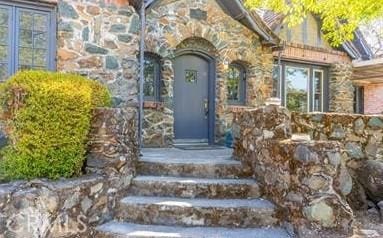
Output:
[0, 0, 372, 147]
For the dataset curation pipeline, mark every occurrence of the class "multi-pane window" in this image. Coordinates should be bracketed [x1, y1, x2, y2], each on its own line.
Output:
[0, 3, 55, 82]
[273, 62, 328, 112]
[227, 64, 246, 105]
[144, 54, 161, 101]
[0, 7, 10, 81]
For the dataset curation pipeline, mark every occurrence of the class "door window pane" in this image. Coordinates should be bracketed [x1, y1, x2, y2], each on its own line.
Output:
[0, 7, 9, 82]
[34, 49, 47, 67]
[0, 45, 7, 61]
[19, 47, 33, 66]
[18, 10, 50, 70]
[0, 27, 8, 45]
[20, 29, 33, 47]
[34, 14, 48, 32]
[313, 70, 324, 112]
[34, 32, 47, 49]
[0, 8, 9, 25]
[20, 11, 33, 29]
[0, 63, 7, 82]
[286, 66, 309, 112]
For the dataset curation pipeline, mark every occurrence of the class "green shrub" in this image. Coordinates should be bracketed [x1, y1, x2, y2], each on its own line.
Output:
[0, 70, 111, 180]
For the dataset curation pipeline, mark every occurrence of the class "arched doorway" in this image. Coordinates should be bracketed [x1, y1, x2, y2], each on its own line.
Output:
[173, 51, 216, 144]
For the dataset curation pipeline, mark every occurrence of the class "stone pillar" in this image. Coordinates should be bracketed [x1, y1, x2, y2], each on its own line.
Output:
[232, 104, 292, 169]
[247, 48, 274, 107]
[329, 63, 354, 113]
[215, 58, 228, 143]
[87, 107, 139, 176]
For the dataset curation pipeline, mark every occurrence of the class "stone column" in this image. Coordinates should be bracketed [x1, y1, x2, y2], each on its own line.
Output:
[87, 107, 139, 176]
[329, 63, 354, 113]
[215, 58, 228, 143]
[247, 48, 274, 107]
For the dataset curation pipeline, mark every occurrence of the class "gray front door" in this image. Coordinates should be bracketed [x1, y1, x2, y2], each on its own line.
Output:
[174, 54, 209, 141]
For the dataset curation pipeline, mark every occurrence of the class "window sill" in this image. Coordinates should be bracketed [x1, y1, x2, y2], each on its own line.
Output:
[144, 101, 164, 110]
[227, 105, 251, 112]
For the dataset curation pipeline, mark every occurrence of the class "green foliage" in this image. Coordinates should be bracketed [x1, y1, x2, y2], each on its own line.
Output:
[245, 0, 383, 46]
[0, 70, 111, 180]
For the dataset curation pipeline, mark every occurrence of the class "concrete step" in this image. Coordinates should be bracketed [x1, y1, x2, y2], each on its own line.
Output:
[95, 222, 292, 238]
[138, 158, 251, 179]
[116, 196, 278, 228]
[129, 176, 260, 199]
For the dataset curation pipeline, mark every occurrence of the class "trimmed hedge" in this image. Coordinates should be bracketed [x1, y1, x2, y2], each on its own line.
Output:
[0, 71, 111, 180]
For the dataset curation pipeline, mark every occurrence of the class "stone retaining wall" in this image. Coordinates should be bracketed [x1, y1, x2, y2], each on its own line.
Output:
[0, 107, 138, 238]
[292, 112, 383, 162]
[233, 105, 354, 236]
[292, 112, 383, 209]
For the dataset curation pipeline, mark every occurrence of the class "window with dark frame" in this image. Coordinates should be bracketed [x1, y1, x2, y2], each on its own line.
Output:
[227, 63, 246, 105]
[0, 2, 56, 82]
[272, 62, 328, 112]
[143, 54, 161, 101]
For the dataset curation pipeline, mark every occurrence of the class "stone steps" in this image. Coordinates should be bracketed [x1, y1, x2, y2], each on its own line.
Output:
[138, 158, 251, 179]
[129, 176, 260, 199]
[115, 196, 278, 228]
[95, 222, 292, 238]
[96, 148, 291, 237]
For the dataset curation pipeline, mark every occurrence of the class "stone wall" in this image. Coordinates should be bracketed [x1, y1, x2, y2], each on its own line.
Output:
[144, 0, 274, 144]
[233, 105, 354, 236]
[0, 107, 138, 238]
[87, 107, 139, 175]
[329, 63, 354, 113]
[292, 112, 383, 208]
[57, 0, 140, 107]
[292, 113, 383, 162]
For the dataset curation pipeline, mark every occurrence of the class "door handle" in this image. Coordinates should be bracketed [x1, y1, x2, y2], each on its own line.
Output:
[204, 99, 209, 119]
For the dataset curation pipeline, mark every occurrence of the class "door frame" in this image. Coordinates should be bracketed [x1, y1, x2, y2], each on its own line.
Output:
[174, 48, 216, 145]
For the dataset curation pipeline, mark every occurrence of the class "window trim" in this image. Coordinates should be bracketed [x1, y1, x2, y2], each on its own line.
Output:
[312, 69, 324, 112]
[272, 64, 282, 98]
[0, 1, 56, 79]
[143, 53, 161, 102]
[0, 5, 13, 80]
[227, 63, 246, 105]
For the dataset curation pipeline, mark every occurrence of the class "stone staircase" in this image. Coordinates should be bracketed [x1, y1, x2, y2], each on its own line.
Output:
[95, 149, 292, 238]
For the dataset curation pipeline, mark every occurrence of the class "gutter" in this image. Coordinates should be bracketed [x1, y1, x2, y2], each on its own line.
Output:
[235, 0, 273, 42]
[218, 0, 278, 45]
[138, 0, 146, 154]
